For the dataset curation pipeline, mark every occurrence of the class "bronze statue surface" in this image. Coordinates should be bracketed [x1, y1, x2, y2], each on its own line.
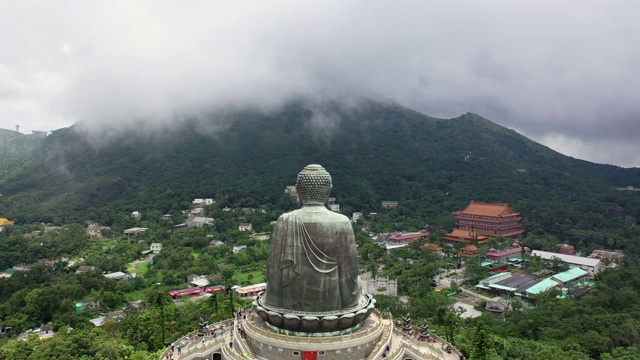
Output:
[254, 164, 374, 333]
[264, 164, 361, 312]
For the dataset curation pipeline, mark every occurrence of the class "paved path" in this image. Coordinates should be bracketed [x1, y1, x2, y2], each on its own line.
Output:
[451, 302, 482, 319]
[459, 288, 500, 302]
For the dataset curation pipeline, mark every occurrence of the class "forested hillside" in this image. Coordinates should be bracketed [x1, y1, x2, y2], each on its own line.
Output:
[1, 100, 640, 359]
[1, 100, 639, 250]
[0, 130, 43, 179]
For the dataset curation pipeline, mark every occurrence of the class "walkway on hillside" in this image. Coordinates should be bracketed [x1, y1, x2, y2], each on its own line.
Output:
[384, 324, 462, 360]
[459, 288, 500, 302]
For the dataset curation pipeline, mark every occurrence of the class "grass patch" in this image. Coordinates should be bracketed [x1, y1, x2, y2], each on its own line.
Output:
[128, 260, 149, 276]
[123, 288, 149, 302]
[232, 269, 265, 286]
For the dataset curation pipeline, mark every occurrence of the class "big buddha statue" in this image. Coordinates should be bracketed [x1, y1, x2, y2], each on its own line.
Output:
[254, 164, 375, 334]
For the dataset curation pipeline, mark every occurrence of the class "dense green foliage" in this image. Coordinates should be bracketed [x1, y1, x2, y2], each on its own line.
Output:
[0, 100, 639, 359]
[451, 243, 640, 360]
[0, 130, 43, 181]
[1, 101, 639, 251]
[0, 216, 257, 359]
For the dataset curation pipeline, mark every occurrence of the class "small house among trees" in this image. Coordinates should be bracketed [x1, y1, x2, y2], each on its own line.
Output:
[150, 243, 163, 254]
[124, 227, 148, 237]
[103, 272, 128, 282]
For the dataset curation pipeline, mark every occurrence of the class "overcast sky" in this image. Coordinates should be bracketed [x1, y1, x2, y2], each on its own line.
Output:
[1, 1, 639, 167]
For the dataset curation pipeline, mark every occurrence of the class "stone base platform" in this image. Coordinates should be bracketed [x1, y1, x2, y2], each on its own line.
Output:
[254, 292, 376, 333]
[244, 310, 384, 360]
[158, 312, 462, 360]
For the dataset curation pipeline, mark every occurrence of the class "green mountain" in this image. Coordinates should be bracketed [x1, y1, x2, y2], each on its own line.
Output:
[0, 129, 45, 181]
[0, 129, 44, 156]
[1, 100, 639, 247]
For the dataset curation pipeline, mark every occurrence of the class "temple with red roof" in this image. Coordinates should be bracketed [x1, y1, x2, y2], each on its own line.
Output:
[460, 244, 481, 257]
[444, 200, 524, 245]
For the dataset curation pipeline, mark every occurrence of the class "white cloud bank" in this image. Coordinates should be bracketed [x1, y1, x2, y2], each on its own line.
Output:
[1, 1, 639, 166]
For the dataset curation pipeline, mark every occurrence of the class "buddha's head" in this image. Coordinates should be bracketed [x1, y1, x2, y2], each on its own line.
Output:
[295, 164, 332, 205]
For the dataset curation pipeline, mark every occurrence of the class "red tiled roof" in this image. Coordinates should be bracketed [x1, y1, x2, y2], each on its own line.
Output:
[455, 215, 522, 223]
[388, 230, 429, 242]
[444, 228, 488, 241]
[421, 242, 444, 251]
[487, 247, 522, 256]
[459, 200, 520, 217]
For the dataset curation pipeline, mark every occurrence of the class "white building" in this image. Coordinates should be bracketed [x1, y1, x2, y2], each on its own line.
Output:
[187, 216, 214, 228]
[104, 272, 128, 281]
[150, 243, 163, 254]
[124, 227, 148, 237]
[190, 208, 206, 216]
[362, 277, 398, 296]
[87, 224, 110, 237]
[531, 250, 603, 275]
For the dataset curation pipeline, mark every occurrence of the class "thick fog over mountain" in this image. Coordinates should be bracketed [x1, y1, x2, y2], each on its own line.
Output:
[1, 1, 639, 166]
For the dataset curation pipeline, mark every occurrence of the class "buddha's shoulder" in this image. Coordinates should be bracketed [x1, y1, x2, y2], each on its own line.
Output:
[277, 210, 298, 220]
[278, 209, 350, 223]
[322, 210, 350, 222]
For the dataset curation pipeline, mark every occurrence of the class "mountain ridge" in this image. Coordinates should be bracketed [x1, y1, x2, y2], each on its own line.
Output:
[0, 100, 639, 243]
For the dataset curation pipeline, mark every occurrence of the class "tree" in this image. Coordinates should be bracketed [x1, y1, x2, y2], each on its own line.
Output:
[369, 260, 379, 279]
[579, 330, 613, 359]
[472, 320, 491, 360]
[146, 287, 172, 347]
[435, 306, 458, 344]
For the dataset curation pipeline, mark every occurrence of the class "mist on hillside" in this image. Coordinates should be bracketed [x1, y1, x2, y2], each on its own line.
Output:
[1, 2, 640, 166]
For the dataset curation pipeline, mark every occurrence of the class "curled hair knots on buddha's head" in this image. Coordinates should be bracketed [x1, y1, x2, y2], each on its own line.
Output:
[295, 164, 332, 204]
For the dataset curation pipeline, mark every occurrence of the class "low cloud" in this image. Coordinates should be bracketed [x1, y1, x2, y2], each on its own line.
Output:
[0, 1, 639, 166]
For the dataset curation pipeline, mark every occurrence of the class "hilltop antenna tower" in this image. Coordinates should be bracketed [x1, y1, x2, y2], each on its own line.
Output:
[15, 125, 20, 133]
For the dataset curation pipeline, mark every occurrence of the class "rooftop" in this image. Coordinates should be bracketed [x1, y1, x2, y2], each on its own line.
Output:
[0, 218, 15, 226]
[531, 250, 601, 267]
[494, 274, 537, 291]
[552, 267, 588, 283]
[104, 271, 128, 279]
[445, 228, 488, 241]
[488, 246, 522, 256]
[461, 244, 479, 251]
[525, 277, 558, 295]
[387, 230, 429, 241]
[459, 200, 520, 217]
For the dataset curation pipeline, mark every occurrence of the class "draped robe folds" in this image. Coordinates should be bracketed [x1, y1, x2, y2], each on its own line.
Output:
[264, 205, 361, 312]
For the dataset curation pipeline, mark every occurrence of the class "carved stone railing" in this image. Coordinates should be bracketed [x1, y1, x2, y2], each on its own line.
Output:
[233, 315, 257, 359]
[365, 312, 393, 360]
[158, 319, 233, 360]
[388, 341, 440, 360]
[222, 339, 247, 360]
[243, 310, 383, 346]
[387, 326, 463, 360]
[425, 332, 463, 358]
